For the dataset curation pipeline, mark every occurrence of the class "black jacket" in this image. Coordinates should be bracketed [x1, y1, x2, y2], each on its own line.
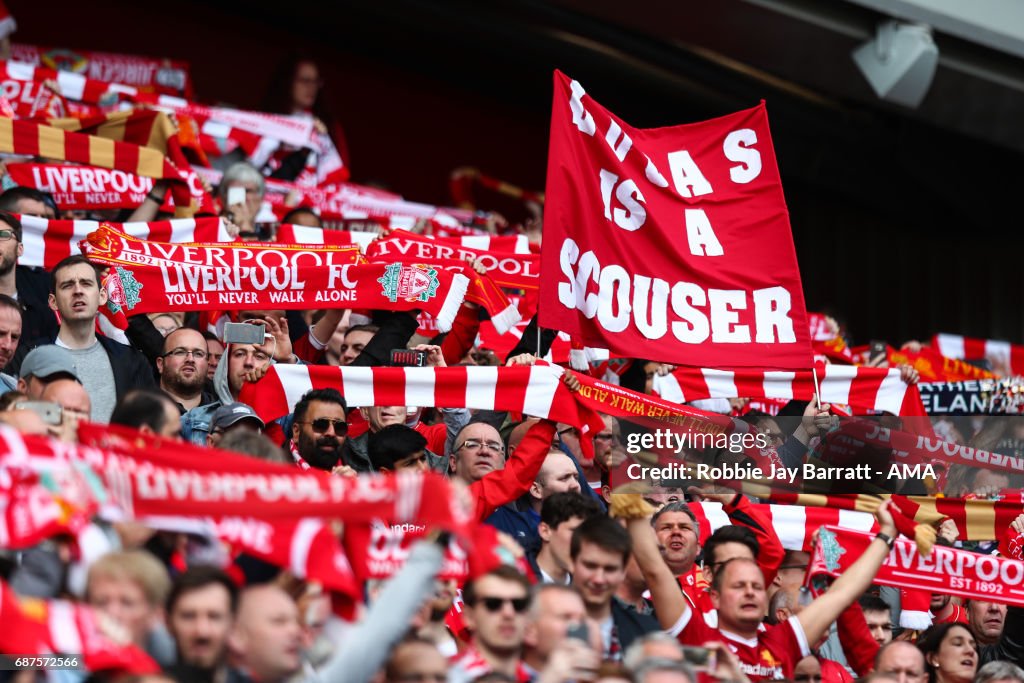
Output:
[4, 266, 60, 376]
[610, 596, 660, 654]
[27, 333, 156, 399]
[94, 334, 157, 397]
[979, 605, 1024, 666]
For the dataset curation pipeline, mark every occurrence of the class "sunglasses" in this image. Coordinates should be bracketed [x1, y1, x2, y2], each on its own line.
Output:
[300, 418, 349, 435]
[474, 596, 530, 613]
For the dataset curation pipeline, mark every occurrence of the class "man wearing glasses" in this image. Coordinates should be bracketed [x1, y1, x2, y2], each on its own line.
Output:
[158, 328, 215, 413]
[449, 418, 558, 521]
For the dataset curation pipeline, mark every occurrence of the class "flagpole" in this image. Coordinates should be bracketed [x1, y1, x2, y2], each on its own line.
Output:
[812, 365, 822, 408]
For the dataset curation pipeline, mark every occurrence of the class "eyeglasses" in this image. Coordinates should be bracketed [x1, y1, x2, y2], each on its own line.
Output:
[0, 229, 17, 241]
[457, 439, 504, 453]
[299, 418, 348, 435]
[473, 596, 530, 613]
[163, 347, 208, 361]
[594, 433, 619, 443]
[557, 427, 579, 439]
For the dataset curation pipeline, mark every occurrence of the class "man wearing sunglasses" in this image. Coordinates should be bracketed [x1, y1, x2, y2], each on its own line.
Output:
[449, 566, 534, 683]
[289, 387, 348, 471]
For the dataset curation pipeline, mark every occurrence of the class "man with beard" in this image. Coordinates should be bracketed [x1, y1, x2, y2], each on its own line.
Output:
[165, 565, 238, 683]
[0, 211, 57, 375]
[158, 328, 215, 413]
[289, 388, 348, 471]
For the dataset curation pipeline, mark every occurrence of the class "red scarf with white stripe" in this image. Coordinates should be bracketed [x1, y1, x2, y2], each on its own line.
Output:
[933, 333, 1024, 377]
[0, 118, 204, 214]
[652, 363, 927, 417]
[17, 214, 231, 270]
[239, 364, 606, 445]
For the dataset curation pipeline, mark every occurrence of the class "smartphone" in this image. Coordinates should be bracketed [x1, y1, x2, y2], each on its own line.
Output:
[869, 340, 888, 360]
[565, 621, 590, 644]
[681, 645, 716, 672]
[223, 321, 266, 345]
[227, 186, 246, 206]
[16, 400, 63, 426]
[390, 349, 428, 367]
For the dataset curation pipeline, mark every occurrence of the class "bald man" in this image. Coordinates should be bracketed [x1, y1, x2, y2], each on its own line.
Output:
[874, 640, 927, 681]
[227, 584, 303, 683]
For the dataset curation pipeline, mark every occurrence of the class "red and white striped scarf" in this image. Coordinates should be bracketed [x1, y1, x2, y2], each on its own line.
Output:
[239, 364, 605, 438]
[652, 364, 926, 416]
[17, 214, 231, 270]
[0, 578, 160, 674]
[11, 43, 193, 97]
[933, 333, 1024, 377]
[0, 59, 128, 112]
[288, 440, 311, 470]
[0, 118, 206, 214]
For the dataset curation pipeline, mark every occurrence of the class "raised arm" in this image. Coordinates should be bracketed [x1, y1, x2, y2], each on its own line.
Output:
[616, 495, 690, 629]
[797, 500, 896, 646]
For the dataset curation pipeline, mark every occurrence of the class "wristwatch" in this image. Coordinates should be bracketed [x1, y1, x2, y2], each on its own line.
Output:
[875, 532, 895, 548]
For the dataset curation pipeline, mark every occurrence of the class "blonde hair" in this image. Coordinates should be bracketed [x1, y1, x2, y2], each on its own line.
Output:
[87, 550, 172, 608]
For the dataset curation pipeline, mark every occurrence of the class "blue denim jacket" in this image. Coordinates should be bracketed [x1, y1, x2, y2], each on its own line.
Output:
[180, 401, 222, 446]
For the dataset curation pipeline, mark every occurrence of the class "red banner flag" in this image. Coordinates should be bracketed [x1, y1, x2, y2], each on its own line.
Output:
[539, 71, 812, 369]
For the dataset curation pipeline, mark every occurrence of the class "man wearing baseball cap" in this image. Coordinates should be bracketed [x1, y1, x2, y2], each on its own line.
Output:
[16, 344, 79, 399]
[207, 402, 265, 448]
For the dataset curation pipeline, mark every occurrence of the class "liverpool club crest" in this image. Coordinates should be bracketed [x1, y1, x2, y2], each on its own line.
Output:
[105, 266, 144, 314]
[378, 263, 440, 303]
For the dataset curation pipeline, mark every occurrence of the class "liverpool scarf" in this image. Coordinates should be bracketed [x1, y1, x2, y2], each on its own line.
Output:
[933, 333, 1024, 377]
[0, 118, 203, 214]
[367, 229, 540, 289]
[81, 225, 470, 331]
[18, 214, 231, 270]
[8, 162, 163, 211]
[811, 526, 1024, 608]
[240, 363, 604, 438]
[652, 363, 927, 417]
[14, 424, 471, 530]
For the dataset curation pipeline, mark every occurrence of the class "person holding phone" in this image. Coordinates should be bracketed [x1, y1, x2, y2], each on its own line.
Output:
[218, 162, 265, 239]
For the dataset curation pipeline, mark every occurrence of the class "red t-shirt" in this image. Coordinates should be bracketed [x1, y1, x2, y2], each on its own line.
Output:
[671, 609, 810, 681]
